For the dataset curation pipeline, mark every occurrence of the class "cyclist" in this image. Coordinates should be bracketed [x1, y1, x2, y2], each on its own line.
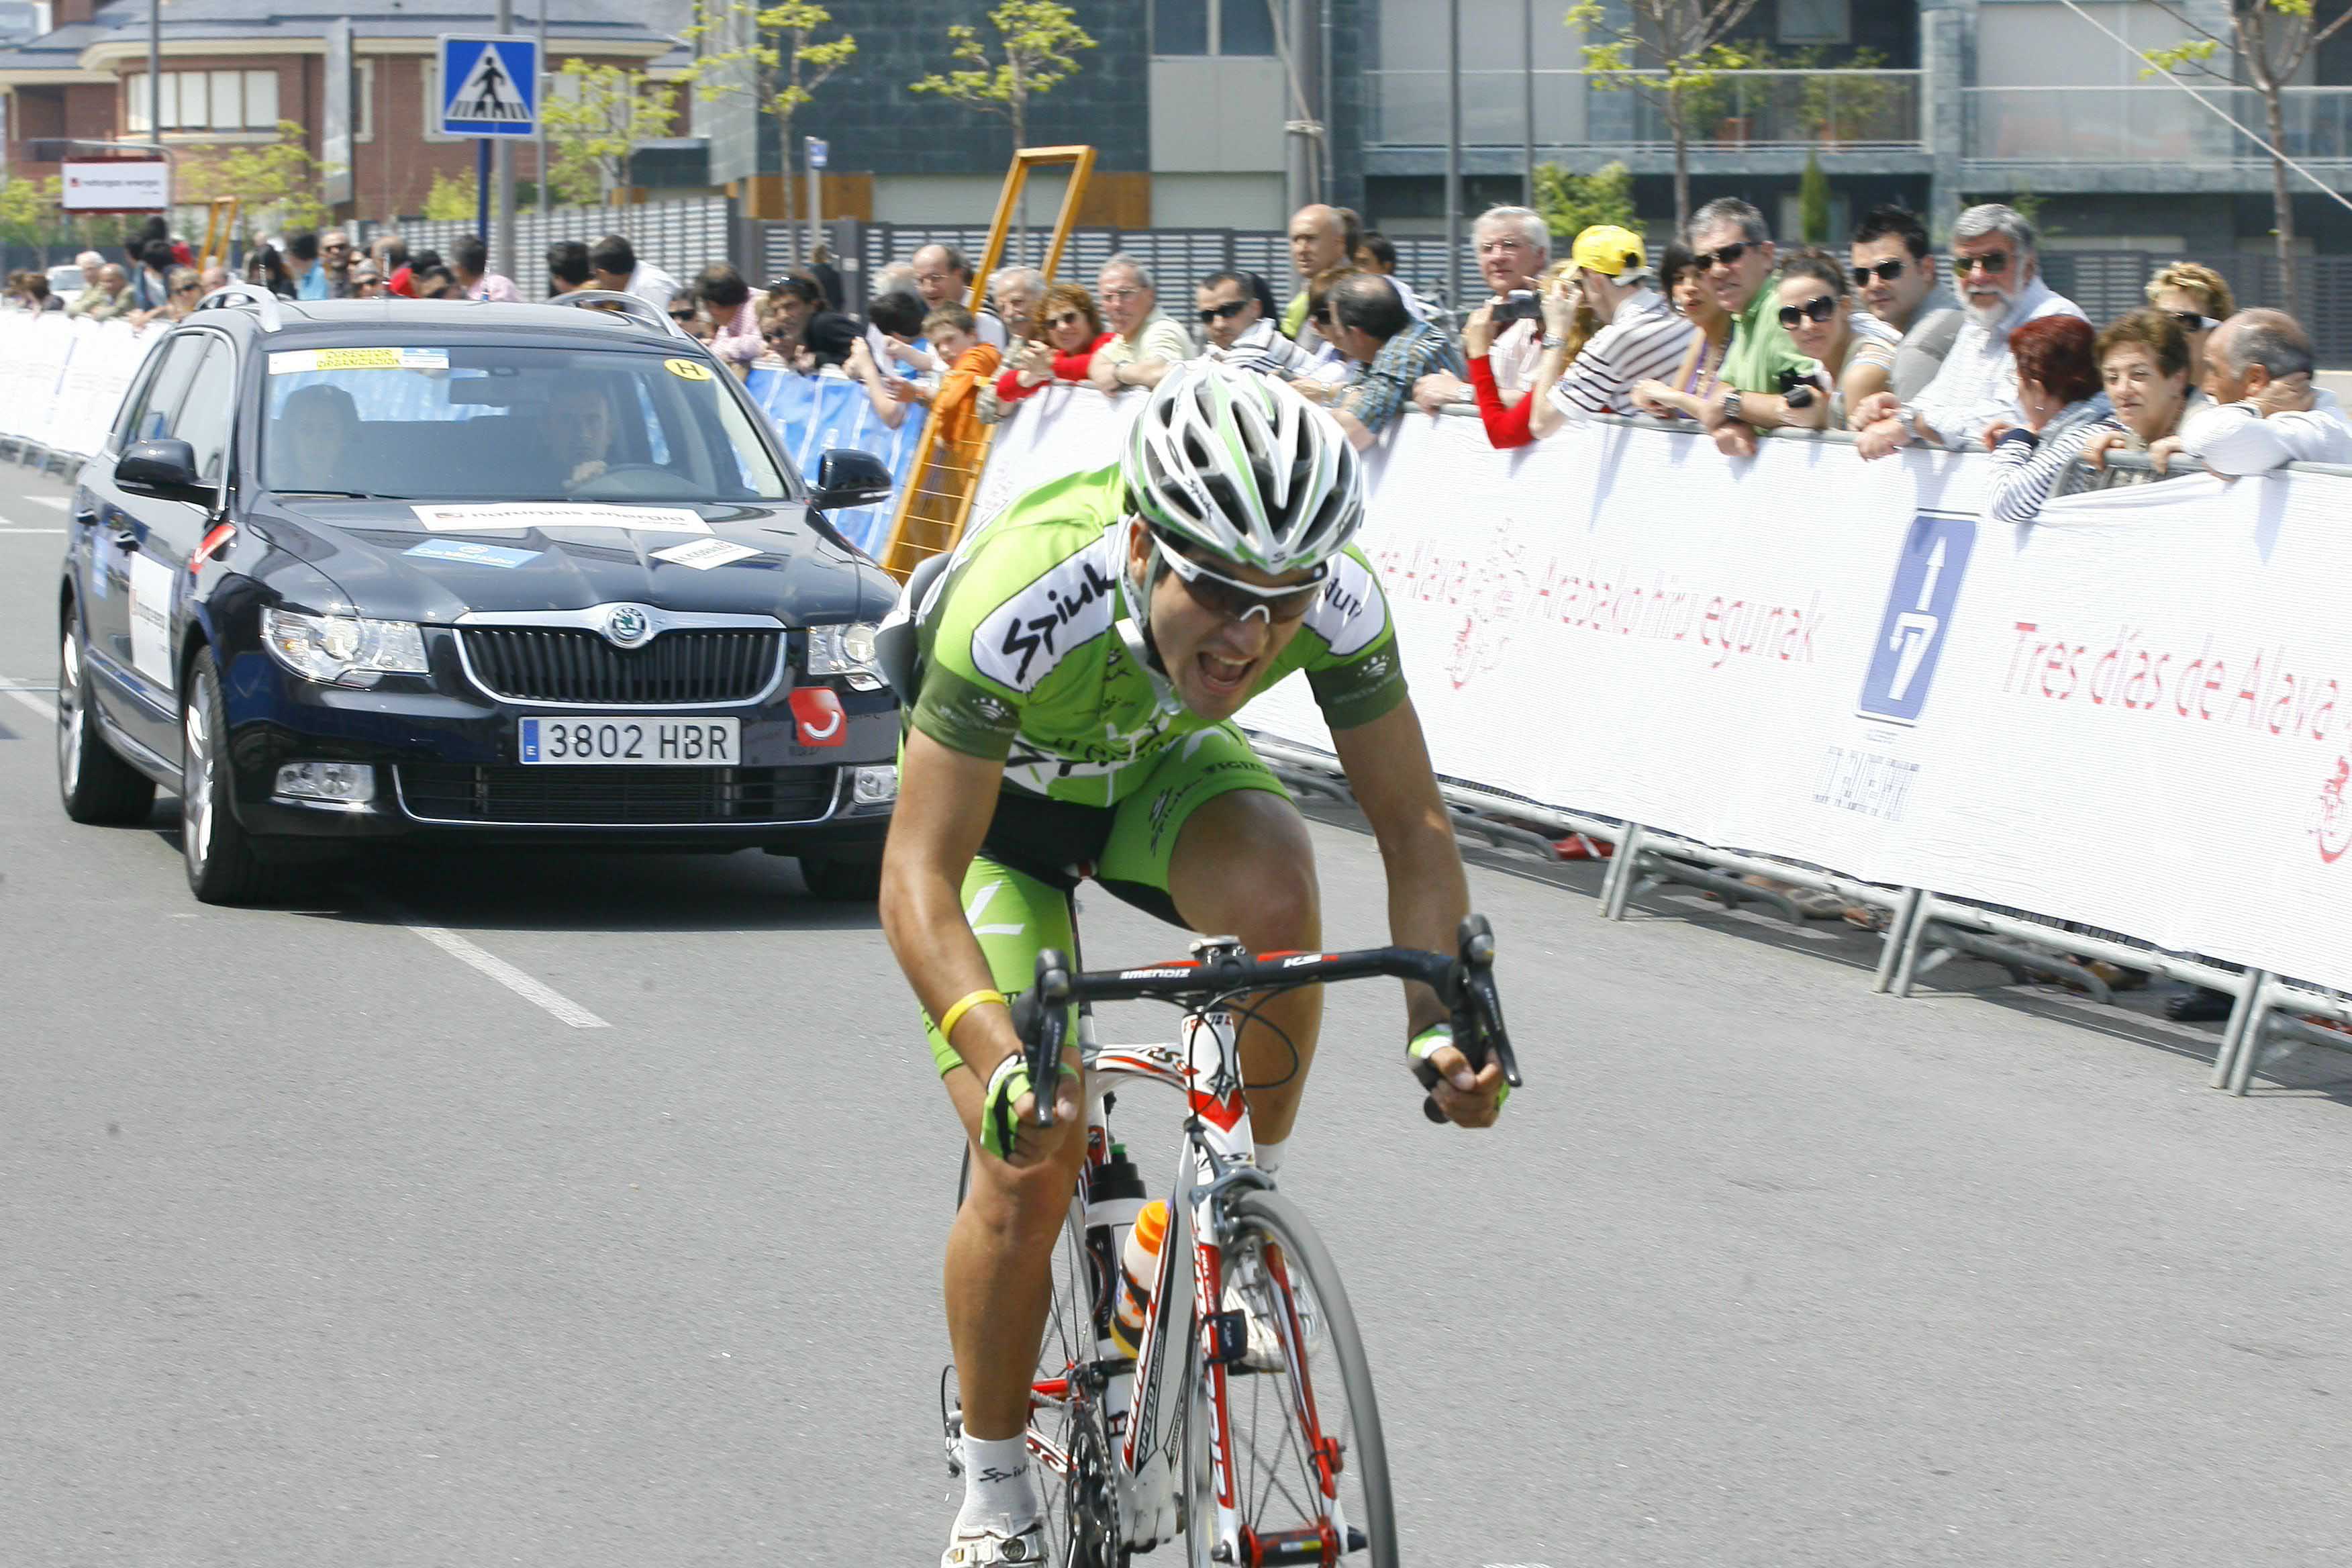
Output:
[879, 362, 1509, 1567]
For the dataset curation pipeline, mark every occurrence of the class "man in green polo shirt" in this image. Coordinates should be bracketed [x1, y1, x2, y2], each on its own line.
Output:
[1631, 197, 1826, 456]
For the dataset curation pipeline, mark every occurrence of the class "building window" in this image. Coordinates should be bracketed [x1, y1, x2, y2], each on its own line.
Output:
[124, 69, 281, 134]
[1777, 0, 1851, 46]
[1153, 0, 1275, 57]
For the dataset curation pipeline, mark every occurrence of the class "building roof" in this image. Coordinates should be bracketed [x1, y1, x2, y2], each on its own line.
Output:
[0, 0, 687, 75]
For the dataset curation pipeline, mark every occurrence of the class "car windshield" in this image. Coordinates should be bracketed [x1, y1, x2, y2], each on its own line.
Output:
[260, 343, 793, 503]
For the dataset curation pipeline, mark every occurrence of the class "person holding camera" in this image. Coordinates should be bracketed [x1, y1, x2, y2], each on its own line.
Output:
[1630, 199, 1826, 457]
[1467, 226, 1698, 448]
[1412, 205, 1552, 414]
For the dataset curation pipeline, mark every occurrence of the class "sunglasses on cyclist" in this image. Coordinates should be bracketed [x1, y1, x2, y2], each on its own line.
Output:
[1694, 241, 1753, 273]
[1953, 251, 2011, 276]
[1197, 299, 1251, 324]
[1152, 533, 1328, 625]
[2167, 309, 2220, 334]
[1776, 294, 1839, 330]
[1851, 258, 1906, 287]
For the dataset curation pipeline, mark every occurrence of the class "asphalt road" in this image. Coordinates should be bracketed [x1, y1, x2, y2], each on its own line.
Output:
[4, 457, 2352, 1567]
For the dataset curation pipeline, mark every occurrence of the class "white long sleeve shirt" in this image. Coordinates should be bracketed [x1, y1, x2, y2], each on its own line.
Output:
[2178, 387, 2352, 475]
[1912, 275, 2086, 448]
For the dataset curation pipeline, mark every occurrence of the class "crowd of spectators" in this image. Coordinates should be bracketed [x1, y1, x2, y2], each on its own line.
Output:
[15, 196, 2346, 513]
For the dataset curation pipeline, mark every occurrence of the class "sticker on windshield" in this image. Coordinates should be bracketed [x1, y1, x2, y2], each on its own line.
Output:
[663, 358, 714, 381]
[651, 538, 761, 571]
[268, 347, 450, 374]
[404, 539, 541, 569]
[409, 503, 712, 535]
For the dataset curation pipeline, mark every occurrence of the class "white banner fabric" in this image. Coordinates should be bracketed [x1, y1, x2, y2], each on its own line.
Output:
[0, 312, 162, 460]
[971, 387, 2352, 995]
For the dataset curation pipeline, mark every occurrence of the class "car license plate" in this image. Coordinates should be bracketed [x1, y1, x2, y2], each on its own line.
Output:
[519, 717, 740, 766]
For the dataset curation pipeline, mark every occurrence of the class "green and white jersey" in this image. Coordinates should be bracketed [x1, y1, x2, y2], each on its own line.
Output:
[911, 464, 1406, 806]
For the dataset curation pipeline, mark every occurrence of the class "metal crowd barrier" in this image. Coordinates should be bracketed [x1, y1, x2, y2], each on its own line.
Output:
[1242, 403, 2352, 1096]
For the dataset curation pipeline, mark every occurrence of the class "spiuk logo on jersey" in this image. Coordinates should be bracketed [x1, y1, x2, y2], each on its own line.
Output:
[973, 542, 1118, 691]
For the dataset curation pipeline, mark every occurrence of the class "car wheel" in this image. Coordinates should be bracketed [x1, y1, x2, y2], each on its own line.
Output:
[801, 854, 883, 902]
[57, 619, 157, 825]
[181, 648, 285, 905]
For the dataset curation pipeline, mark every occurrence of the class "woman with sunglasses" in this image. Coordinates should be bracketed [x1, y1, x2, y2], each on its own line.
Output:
[1771, 250, 1899, 429]
[983, 282, 1111, 420]
[128, 266, 203, 332]
[2143, 261, 2234, 383]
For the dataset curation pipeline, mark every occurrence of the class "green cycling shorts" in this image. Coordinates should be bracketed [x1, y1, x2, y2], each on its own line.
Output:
[924, 721, 1289, 1076]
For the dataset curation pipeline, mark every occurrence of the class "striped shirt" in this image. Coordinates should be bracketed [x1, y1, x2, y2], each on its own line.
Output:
[1203, 317, 1320, 379]
[1984, 400, 2116, 526]
[1547, 289, 1698, 421]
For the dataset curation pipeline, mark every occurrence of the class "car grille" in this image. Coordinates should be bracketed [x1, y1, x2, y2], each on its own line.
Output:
[396, 764, 837, 826]
[458, 628, 782, 706]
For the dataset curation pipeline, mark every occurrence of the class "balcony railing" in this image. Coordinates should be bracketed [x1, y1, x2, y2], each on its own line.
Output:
[1963, 85, 2352, 166]
[1365, 68, 1924, 153]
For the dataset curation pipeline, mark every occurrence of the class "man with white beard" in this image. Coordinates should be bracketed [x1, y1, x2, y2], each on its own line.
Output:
[1851, 203, 2084, 460]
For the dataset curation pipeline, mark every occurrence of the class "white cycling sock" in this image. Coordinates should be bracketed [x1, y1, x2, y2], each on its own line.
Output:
[957, 1432, 1040, 1534]
[1254, 1136, 1287, 1175]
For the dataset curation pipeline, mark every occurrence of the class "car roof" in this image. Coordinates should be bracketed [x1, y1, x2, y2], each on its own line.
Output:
[186, 296, 697, 352]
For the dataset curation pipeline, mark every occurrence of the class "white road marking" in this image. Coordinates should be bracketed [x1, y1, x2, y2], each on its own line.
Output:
[0, 527, 66, 535]
[398, 918, 611, 1029]
[4, 687, 58, 722]
[20, 495, 68, 509]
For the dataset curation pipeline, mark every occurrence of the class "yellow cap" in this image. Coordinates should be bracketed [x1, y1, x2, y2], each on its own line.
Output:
[1571, 225, 1648, 277]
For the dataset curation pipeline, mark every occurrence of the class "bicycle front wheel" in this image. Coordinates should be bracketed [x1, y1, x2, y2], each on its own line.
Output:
[1184, 1187, 1397, 1567]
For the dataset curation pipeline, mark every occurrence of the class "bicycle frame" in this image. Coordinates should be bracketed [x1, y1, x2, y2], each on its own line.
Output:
[1033, 1001, 1346, 1564]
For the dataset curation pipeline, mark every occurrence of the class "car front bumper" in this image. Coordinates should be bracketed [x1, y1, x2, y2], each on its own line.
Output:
[217, 643, 897, 854]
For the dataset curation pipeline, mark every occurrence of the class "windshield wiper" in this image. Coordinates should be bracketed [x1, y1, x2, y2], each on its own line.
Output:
[273, 488, 378, 499]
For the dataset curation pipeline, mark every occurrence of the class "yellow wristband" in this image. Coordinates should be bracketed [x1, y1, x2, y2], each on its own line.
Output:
[936, 987, 1008, 1042]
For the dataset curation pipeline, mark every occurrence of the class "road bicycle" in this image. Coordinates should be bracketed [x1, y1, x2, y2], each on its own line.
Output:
[944, 916, 1519, 1566]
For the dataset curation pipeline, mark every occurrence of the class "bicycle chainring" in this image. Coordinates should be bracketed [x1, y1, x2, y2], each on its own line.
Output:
[1064, 1391, 1126, 1568]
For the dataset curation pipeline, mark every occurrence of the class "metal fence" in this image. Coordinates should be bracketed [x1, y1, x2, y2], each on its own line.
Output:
[359, 197, 737, 303]
[2039, 250, 2352, 362]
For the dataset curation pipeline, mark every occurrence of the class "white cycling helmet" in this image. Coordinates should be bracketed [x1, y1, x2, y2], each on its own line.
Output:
[1122, 361, 1363, 576]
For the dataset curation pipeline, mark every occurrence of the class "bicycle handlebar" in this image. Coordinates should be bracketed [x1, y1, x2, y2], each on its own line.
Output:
[1006, 914, 1520, 1130]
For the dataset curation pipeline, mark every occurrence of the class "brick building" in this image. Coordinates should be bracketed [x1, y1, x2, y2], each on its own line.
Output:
[0, 0, 685, 222]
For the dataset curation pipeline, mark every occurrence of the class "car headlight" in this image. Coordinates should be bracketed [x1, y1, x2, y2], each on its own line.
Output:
[261, 607, 430, 685]
[808, 621, 887, 692]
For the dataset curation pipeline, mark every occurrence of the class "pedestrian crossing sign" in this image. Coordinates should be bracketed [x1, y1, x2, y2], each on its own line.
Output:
[438, 34, 539, 138]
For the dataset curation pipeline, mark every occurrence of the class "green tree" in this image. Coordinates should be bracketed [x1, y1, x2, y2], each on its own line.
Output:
[0, 175, 64, 253]
[423, 168, 479, 221]
[2142, 0, 2352, 305]
[687, 1, 853, 236]
[1798, 149, 1830, 244]
[1533, 160, 1636, 240]
[908, 1, 1095, 159]
[179, 123, 336, 244]
[543, 59, 679, 207]
[1565, 0, 1761, 229]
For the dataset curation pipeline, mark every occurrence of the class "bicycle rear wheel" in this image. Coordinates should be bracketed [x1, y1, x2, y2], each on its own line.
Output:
[1184, 1187, 1396, 1567]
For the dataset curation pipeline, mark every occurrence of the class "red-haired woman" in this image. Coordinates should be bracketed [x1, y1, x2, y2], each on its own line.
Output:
[1982, 313, 2108, 524]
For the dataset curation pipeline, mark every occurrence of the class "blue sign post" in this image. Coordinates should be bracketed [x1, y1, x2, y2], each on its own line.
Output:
[438, 35, 540, 255]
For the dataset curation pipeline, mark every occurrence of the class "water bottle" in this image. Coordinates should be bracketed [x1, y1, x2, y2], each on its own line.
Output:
[1085, 1146, 1146, 1350]
[1110, 1198, 1170, 1357]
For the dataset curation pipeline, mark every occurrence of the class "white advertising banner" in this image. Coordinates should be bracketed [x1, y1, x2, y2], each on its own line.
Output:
[972, 388, 2352, 994]
[59, 160, 170, 211]
[0, 313, 163, 460]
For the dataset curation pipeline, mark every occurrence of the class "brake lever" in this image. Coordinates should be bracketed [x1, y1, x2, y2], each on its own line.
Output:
[1416, 914, 1515, 1124]
[1024, 950, 1072, 1130]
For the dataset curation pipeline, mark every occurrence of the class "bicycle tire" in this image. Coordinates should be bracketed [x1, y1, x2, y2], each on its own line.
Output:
[1183, 1186, 1397, 1568]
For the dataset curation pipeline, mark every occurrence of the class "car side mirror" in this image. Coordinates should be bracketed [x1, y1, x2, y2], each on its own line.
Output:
[811, 448, 894, 511]
[116, 438, 209, 503]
